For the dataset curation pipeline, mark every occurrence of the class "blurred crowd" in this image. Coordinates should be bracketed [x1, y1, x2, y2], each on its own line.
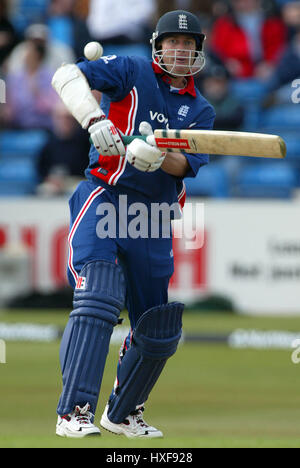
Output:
[0, 0, 300, 198]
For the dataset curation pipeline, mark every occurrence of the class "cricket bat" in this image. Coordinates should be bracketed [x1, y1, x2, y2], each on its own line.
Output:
[122, 129, 286, 159]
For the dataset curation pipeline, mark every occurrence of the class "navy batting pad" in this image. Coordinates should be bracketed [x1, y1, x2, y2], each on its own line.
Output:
[57, 260, 125, 416]
[107, 302, 184, 423]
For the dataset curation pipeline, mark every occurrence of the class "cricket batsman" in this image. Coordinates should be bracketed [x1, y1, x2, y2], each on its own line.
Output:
[52, 9, 215, 438]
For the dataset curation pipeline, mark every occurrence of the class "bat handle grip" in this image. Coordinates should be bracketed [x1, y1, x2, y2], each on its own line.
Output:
[89, 135, 146, 146]
[121, 135, 147, 145]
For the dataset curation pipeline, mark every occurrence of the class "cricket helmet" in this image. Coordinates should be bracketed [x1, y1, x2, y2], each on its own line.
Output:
[151, 10, 206, 76]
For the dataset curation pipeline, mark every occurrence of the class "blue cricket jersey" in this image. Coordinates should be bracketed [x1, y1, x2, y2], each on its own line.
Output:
[77, 55, 216, 207]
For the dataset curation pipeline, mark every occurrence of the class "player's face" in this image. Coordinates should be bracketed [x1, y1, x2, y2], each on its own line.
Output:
[160, 34, 197, 76]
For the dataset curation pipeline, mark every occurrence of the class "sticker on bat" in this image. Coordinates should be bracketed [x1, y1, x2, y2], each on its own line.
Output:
[155, 138, 191, 150]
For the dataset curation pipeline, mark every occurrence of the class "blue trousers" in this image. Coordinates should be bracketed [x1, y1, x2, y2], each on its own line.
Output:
[62, 180, 175, 412]
[67, 180, 174, 327]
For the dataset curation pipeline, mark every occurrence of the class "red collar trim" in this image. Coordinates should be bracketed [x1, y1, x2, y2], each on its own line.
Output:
[151, 61, 196, 98]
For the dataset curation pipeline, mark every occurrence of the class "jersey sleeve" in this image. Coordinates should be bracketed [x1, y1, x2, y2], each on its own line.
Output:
[183, 103, 216, 179]
[76, 55, 137, 102]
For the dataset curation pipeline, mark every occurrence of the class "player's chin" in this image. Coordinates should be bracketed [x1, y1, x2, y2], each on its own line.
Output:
[162, 60, 190, 77]
[172, 65, 191, 76]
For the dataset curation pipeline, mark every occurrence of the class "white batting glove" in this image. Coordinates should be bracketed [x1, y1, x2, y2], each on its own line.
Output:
[126, 121, 165, 172]
[89, 119, 126, 156]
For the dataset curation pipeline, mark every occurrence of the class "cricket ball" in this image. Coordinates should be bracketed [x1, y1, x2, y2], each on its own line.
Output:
[84, 42, 103, 61]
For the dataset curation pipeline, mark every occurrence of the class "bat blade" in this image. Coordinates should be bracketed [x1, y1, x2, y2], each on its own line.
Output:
[153, 129, 286, 159]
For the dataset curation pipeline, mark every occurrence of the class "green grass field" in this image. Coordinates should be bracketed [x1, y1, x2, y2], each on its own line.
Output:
[0, 309, 300, 448]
